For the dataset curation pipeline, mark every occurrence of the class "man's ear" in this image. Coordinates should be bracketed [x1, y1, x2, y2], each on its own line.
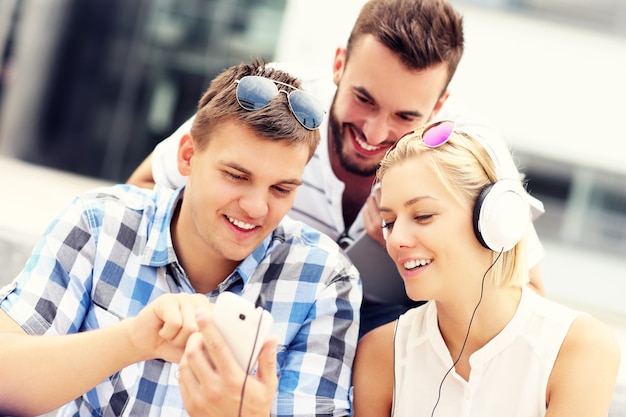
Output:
[429, 89, 450, 121]
[177, 133, 195, 176]
[332, 47, 347, 86]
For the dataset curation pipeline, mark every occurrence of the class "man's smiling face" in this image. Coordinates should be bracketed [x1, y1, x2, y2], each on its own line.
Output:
[329, 35, 450, 177]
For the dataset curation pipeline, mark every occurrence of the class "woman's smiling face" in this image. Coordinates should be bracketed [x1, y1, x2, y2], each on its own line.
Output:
[379, 156, 493, 301]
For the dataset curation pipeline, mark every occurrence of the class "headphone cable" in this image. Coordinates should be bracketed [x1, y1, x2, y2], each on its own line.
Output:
[430, 248, 504, 417]
[238, 310, 265, 417]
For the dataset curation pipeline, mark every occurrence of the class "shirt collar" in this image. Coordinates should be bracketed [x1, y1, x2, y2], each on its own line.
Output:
[142, 184, 183, 267]
[142, 185, 279, 288]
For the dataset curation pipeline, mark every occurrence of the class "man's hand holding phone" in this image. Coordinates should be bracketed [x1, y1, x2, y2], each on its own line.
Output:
[212, 292, 274, 373]
[178, 292, 278, 417]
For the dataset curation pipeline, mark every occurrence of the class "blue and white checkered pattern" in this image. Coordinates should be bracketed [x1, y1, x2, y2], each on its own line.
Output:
[0, 184, 361, 417]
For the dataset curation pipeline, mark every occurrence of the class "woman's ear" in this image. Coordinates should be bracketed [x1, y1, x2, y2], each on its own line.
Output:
[177, 133, 195, 176]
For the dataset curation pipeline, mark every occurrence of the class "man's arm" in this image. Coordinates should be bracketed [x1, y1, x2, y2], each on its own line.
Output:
[0, 293, 211, 416]
[275, 269, 361, 417]
[0, 310, 144, 415]
[527, 264, 545, 296]
[126, 116, 194, 189]
[126, 153, 156, 189]
[524, 224, 546, 296]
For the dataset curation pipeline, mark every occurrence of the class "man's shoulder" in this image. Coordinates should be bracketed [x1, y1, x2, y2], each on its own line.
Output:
[77, 184, 177, 228]
[276, 216, 340, 250]
[79, 184, 161, 209]
[74, 185, 177, 260]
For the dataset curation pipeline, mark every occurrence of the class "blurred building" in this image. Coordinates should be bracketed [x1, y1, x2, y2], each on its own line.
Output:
[1, 0, 625, 274]
[0, 0, 286, 182]
[451, 1, 626, 260]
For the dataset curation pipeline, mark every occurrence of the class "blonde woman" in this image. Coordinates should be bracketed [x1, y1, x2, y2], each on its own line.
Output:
[352, 121, 620, 417]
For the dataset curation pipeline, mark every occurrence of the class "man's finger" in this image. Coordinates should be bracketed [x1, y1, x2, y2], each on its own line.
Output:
[256, 335, 278, 389]
[179, 332, 212, 387]
[157, 298, 184, 340]
[196, 308, 243, 375]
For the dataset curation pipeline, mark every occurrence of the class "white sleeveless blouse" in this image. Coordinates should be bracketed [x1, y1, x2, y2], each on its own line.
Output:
[392, 287, 583, 417]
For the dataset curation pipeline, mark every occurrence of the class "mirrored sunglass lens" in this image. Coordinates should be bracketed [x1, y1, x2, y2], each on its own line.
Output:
[237, 76, 278, 110]
[288, 91, 324, 130]
[421, 120, 455, 147]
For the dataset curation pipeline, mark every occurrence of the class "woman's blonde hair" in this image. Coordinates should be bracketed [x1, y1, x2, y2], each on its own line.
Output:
[376, 125, 529, 287]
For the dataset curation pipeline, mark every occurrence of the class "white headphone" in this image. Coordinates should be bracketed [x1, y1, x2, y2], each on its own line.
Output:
[470, 134, 530, 252]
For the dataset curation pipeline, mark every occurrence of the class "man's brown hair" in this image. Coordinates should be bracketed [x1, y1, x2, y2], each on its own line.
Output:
[191, 59, 320, 160]
[347, 0, 464, 90]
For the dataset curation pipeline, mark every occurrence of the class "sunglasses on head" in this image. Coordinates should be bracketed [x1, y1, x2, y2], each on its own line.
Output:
[235, 75, 325, 130]
[385, 120, 456, 158]
[375, 120, 456, 190]
[419, 120, 456, 147]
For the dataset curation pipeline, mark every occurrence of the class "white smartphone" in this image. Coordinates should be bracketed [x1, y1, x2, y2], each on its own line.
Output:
[212, 292, 274, 373]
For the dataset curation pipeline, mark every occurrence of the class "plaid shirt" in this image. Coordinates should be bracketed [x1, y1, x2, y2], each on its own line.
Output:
[0, 184, 361, 417]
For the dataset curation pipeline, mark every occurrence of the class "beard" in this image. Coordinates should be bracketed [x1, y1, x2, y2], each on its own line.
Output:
[328, 107, 380, 178]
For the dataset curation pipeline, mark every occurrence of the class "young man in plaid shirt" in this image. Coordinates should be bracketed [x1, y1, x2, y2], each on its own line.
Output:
[0, 60, 361, 417]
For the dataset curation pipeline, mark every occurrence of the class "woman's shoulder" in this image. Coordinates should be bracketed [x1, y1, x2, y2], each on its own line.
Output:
[562, 314, 620, 362]
[547, 313, 621, 414]
[354, 320, 397, 382]
[358, 320, 397, 356]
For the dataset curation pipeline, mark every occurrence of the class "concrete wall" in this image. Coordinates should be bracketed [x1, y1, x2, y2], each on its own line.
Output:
[0, 156, 111, 283]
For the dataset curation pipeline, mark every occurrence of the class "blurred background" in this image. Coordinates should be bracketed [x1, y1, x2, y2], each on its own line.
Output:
[0, 0, 287, 180]
[0, 0, 625, 414]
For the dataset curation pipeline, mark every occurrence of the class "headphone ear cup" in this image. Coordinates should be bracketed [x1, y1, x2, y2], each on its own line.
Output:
[473, 185, 493, 250]
[473, 180, 530, 252]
